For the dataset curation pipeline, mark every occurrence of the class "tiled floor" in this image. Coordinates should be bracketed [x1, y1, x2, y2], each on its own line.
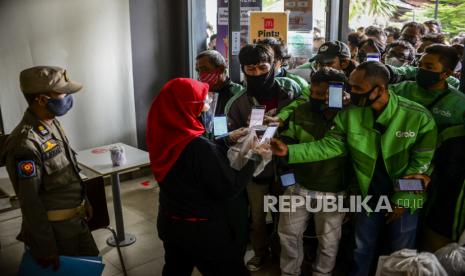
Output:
[0, 169, 281, 276]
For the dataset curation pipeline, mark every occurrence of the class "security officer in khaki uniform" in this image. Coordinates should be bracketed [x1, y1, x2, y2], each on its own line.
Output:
[0, 66, 99, 270]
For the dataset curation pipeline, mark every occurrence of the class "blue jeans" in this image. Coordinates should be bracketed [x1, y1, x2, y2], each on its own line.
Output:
[350, 210, 418, 276]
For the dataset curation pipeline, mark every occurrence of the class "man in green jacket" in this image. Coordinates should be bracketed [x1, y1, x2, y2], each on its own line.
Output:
[278, 68, 351, 276]
[389, 44, 465, 252]
[269, 41, 358, 125]
[389, 44, 465, 131]
[226, 44, 302, 272]
[271, 62, 437, 276]
[256, 38, 310, 124]
[387, 65, 460, 90]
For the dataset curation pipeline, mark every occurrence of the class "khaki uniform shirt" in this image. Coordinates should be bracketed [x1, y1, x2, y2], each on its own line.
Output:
[1, 109, 83, 257]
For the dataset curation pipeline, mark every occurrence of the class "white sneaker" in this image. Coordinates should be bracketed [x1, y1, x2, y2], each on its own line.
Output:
[246, 255, 266, 272]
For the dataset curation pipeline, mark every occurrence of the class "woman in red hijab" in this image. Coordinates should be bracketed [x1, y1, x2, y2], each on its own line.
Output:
[146, 78, 265, 276]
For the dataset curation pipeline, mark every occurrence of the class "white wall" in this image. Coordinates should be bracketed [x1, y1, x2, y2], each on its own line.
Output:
[0, 0, 137, 150]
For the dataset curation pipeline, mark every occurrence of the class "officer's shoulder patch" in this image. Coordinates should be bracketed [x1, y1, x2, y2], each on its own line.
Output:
[17, 160, 37, 178]
[37, 125, 49, 136]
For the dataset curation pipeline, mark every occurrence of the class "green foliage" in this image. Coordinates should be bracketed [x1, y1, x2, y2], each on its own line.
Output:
[350, 0, 396, 21]
[423, 0, 465, 37]
[400, 0, 464, 38]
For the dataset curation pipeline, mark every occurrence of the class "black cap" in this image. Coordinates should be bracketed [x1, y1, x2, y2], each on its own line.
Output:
[310, 41, 351, 63]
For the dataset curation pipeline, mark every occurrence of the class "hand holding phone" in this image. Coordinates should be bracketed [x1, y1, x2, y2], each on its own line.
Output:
[259, 125, 278, 144]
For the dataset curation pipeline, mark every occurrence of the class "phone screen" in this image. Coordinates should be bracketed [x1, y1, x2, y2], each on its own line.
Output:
[259, 126, 278, 144]
[328, 82, 343, 108]
[213, 116, 228, 136]
[280, 173, 296, 187]
[396, 179, 424, 191]
[249, 105, 266, 127]
[366, 53, 380, 62]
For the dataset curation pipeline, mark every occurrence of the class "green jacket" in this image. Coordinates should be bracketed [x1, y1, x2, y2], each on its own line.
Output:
[281, 102, 349, 192]
[296, 61, 316, 70]
[388, 65, 461, 90]
[389, 81, 465, 132]
[276, 71, 311, 122]
[287, 93, 438, 211]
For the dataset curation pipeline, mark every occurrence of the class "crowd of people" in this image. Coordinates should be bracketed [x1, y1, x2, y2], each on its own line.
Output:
[2, 18, 465, 276]
[148, 19, 465, 276]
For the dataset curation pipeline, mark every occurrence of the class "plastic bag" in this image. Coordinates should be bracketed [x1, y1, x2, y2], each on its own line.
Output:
[434, 243, 465, 276]
[245, 141, 272, 177]
[376, 249, 447, 276]
[227, 129, 257, 171]
[226, 129, 272, 176]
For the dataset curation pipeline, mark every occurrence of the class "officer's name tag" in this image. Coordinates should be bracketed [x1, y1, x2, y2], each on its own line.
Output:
[280, 173, 296, 187]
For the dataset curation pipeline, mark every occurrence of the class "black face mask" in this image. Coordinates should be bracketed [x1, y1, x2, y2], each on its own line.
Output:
[358, 53, 367, 63]
[310, 98, 326, 112]
[416, 68, 443, 89]
[245, 67, 275, 98]
[350, 86, 379, 107]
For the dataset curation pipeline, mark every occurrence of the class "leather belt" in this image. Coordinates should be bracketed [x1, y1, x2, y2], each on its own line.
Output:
[47, 201, 86, 222]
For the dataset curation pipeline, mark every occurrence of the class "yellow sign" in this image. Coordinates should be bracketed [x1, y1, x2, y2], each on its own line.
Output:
[249, 12, 288, 45]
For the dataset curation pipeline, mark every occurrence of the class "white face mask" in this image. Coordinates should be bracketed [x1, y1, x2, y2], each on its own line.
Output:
[385, 57, 406, 67]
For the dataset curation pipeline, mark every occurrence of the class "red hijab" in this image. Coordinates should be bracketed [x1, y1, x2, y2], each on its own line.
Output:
[146, 78, 208, 182]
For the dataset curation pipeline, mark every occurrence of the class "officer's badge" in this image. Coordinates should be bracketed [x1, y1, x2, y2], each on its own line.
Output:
[41, 139, 58, 153]
[320, 45, 328, 52]
[37, 125, 49, 136]
[41, 139, 62, 159]
[17, 160, 37, 178]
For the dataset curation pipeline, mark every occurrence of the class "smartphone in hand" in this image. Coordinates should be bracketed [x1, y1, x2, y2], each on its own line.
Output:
[328, 82, 344, 109]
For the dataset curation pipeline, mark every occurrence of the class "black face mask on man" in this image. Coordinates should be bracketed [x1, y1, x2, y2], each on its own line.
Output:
[350, 86, 380, 107]
[244, 67, 276, 98]
[309, 98, 327, 112]
[416, 68, 444, 89]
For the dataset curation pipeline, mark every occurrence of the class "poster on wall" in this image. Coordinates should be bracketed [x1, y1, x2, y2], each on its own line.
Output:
[216, 0, 262, 64]
[285, 0, 312, 31]
[249, 11, 288, 45]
